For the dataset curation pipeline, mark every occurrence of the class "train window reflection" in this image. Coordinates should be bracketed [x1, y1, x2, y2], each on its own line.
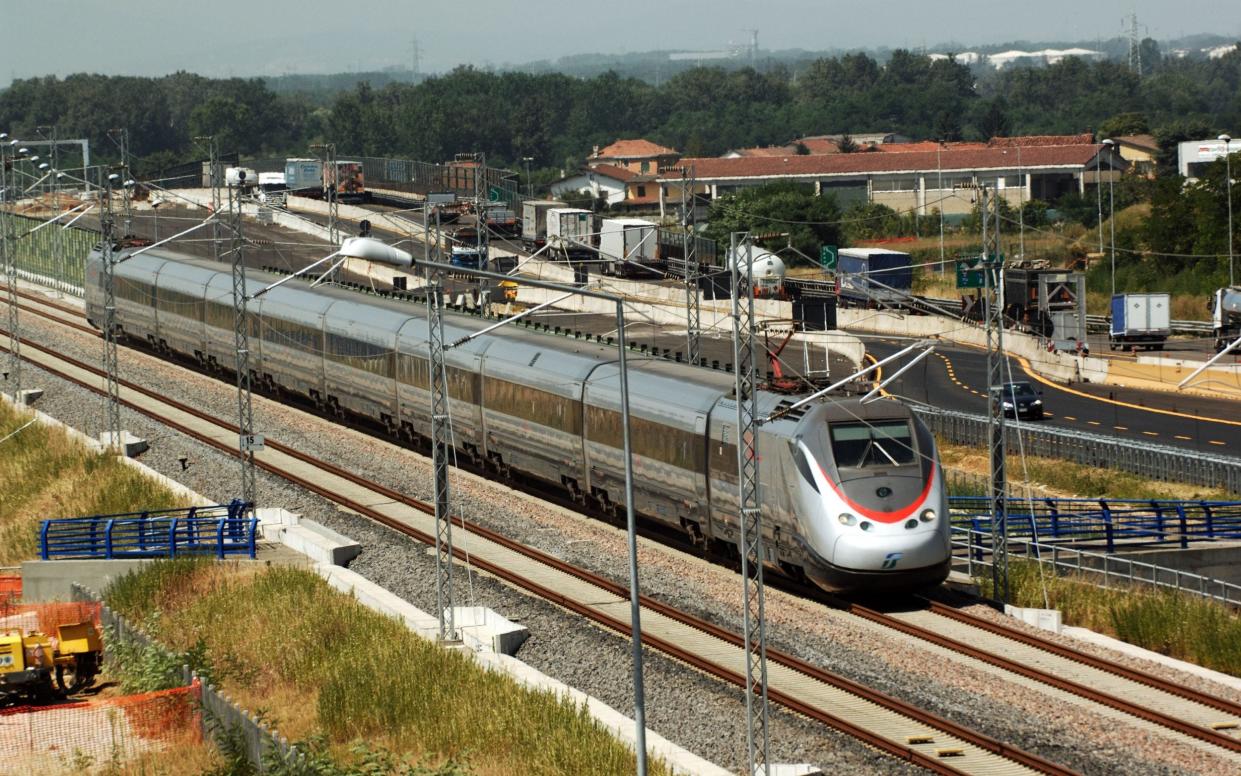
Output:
[829, 421, 915, 468]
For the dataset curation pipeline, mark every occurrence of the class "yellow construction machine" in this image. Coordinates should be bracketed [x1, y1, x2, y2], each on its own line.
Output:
[0, 622, 103, 705]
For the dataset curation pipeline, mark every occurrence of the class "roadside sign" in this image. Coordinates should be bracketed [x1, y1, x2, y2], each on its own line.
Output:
[240, 433, 265, 453]
[820, 245, 837, 270]
[488, 186, 504, 202]
[956, 261, 985, 289]
[427, 191, 457, 205]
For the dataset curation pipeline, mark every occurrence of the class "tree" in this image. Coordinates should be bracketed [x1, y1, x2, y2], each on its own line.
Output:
[1098, 112, 1149, 139]
[836, 134, 858, 153]
[975, 97, 1012, 140]
[703, 182, 843, 260]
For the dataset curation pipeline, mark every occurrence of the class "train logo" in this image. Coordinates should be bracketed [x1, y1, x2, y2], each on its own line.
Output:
[881, 552, 904, 570]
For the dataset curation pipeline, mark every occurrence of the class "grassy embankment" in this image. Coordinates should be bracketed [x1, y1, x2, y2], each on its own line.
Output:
[980, 560, 1241, 676]
[0, 399, 192, 566]
[106, 560, 674, 776]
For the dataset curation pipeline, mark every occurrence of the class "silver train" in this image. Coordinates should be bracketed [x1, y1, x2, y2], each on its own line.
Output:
[85, 248, 951, 592]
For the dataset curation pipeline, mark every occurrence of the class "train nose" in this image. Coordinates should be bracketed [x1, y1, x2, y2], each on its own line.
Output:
[830, 528, 949, 572]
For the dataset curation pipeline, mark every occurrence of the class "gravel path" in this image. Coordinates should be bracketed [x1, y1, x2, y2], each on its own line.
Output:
[11, 289, 1240, 776]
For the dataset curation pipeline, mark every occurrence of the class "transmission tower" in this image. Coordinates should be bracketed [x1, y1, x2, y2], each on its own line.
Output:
[426, 261, 455, 641]
[107, 129, 132, 235]
[228, 176, 257, 511]
[196, 136, 223, 262]
[473, 151, 489, 271]
[729, 234, 771, 776]
[100, 175, 123, 448]
[1126, 13, 1142, 74]
[682, 164, 701, 365]
[980, 182, 1009, 602]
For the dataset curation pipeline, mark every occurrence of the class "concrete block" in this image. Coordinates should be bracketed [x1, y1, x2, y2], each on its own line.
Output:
[1004, 604, 1062, 634]
[451, 606, 529, 656]
[99, 430, 149, 457]
[266, 521, 361, 567]
[20, 559, 154, 602]
[255, 507, 300, 528]
[16, 388, 43, 405]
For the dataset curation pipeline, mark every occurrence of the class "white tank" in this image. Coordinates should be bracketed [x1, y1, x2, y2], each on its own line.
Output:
[225, 167, 257, 188]
[728, 245, 786, 293]
[340, 236, 414, 268]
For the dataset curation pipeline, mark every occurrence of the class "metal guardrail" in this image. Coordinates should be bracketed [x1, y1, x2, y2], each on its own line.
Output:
[951, 527, 1241, 607]
[918, 295, 1213, 336]
[40, 501, 256, 560]
[915, 404, 1241, 494]
[950, 497, 1241, 552]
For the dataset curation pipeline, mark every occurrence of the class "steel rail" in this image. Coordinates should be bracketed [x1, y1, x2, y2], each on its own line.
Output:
[1, 312, 1075, 776]
[843, 602, 1241, 754]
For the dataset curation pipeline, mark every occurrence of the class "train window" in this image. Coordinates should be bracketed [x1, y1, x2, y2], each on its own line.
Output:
[484, 378, 582, 434]
[585, 406, 702, 470]
[397, 354, 429, 389]
[829, 421, 916, 468]
[790, 442, 819, 493]
[325, 331, 393, 378]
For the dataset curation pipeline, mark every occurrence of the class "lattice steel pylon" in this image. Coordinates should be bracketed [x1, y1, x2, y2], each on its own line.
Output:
[100, 177, 122, 448]
[729, 234, 771, 775]
[473, 151, 489, 270]
[980, 182, 1009, 603]
[683, 165, 701, 366]
[228, 179, 257, 511]
[426, 270, 455, 640]
[2, 143, 21, 404]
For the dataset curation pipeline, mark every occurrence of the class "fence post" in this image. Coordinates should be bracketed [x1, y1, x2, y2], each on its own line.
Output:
[1201, 501, 1215, 538]
[104, 519, 115, 559]
[1150, 500, 1165, 542]
[40, 521, 51, 560]
[1177, 504, 1190, 550]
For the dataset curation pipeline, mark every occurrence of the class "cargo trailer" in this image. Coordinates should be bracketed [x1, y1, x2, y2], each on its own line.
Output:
[836, 248, 912, 307]
[521, 199, 566, 248]
[1109, 293, 1170, 351]
[599, 217, 657, 274]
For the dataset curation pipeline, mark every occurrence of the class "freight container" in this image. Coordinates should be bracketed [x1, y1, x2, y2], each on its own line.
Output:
[836, 248, 912, 306]
[284, 158, 323, 194]
[599, 218, 657, 271]
[521, 199, 566, 246]
[545, 207, 594, 258]
[1109, 293, 1170, 351]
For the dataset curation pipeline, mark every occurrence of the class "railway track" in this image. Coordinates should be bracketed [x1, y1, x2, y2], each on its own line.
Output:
[10, 287, 1241, 771]
[5, 291, 1071, 775]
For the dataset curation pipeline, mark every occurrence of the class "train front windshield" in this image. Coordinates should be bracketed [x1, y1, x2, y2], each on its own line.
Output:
[829, 421, 916, 468]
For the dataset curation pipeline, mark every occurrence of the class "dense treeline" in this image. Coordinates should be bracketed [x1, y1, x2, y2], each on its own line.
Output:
[3, 47, 1238, 175]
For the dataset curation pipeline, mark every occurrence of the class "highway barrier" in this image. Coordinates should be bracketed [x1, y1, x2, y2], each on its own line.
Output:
[915, 404, 1241, 494]
[40, 501, 255, 560]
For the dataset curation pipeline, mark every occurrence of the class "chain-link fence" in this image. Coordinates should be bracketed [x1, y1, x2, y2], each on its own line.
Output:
[6, 213, 98, 295]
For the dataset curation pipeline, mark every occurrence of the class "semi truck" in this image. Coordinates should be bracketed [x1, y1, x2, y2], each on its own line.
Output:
[836, 248, 913, 307]
[1211, 286, 1241, 352]
[1109, 293, 1171, 351]
[521, 199, 566, 249]
[545, 207, 594, 259]
[599, 217, 657, 274]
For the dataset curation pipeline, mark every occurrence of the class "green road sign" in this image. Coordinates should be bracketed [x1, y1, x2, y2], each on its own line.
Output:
[820, 245, 837, 269]
[488, 186, 504, 202]
[956, 261, 985, 289]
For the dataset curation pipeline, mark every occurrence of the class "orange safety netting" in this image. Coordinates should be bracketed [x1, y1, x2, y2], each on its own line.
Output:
[0, 682, 201, 772]
[0, 599, 101, 635]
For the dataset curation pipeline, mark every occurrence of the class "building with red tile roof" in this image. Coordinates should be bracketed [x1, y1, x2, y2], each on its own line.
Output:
[589, 139, 681, 175]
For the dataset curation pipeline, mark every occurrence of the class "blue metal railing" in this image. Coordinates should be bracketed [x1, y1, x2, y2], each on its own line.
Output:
[949, 497, 1241, 552]
[40, 501, 257, 560]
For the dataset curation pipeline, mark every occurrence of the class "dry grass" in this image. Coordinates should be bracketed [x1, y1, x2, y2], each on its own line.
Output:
[0, 401, 192, 566]
[106, 561, 674, 776]
[938, 439, 1232, 500]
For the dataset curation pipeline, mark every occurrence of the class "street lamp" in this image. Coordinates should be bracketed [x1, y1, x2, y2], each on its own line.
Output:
[1102, 138, 1117, 297]
[937, 140, 945, 273]
[1221, 134, 1235, 286]
[522, 156, 534, 199]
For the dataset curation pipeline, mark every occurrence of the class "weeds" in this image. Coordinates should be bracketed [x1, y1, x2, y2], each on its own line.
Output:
[106, 561, 669, 775]
[0, 400, 191, 565]
[983, 560, 1241, 675]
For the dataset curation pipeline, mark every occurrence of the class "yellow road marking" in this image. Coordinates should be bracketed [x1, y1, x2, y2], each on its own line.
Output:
[1064, 415, 1077, 421]
[1113, 425, 1128, 430]
[1175, 435, 1192, 440]
[1015, 355, 1241, 428]
[1210, 440, 1226, 446]
[1142, 431, 1159, 436]
[1087, 420, 1101, 426]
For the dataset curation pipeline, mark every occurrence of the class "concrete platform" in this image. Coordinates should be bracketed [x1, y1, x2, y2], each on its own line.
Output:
[99, 430, 149, 457]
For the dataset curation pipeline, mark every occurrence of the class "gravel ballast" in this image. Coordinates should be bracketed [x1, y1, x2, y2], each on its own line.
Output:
[9, 289, 1238, 776]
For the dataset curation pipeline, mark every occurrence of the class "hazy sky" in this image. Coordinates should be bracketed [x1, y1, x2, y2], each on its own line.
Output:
[7, 0, 1241, 83]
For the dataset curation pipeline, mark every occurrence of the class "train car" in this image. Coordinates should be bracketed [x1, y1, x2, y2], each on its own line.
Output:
[84, 247, 950, 593]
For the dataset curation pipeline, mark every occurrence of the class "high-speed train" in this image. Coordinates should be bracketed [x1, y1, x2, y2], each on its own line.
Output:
[85, 247, 951, 592]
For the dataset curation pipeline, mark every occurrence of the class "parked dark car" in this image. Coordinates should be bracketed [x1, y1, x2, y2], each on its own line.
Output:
[990, 381, 1045, 420]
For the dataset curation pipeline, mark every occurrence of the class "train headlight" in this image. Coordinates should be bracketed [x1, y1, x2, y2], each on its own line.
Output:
[920, 508, 937, 523]
[838, 513, 857, 526]
[859, 521, 873, 531]
[904, 519, 918, 530]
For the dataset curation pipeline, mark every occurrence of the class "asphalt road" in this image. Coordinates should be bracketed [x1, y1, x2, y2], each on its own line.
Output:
[864, 336, 1241, 457]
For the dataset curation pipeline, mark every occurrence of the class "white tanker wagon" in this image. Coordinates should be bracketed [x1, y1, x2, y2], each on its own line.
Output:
[1211, 286, 1241, 351]
[83, 245, 951, 594]
[727, 244, 787, 297]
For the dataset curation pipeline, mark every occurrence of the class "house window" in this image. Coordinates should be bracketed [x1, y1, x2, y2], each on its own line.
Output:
[872, 176, 918, 192]
[636, 185, 647, 198]
[640, 160, 650, 174]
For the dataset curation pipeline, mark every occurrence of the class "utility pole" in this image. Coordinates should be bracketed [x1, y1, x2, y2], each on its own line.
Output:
[473, 151, 489, 271]
[1, 141, 21, 405]
[196, 136, 223, 262]
[100, 174, 123, 449]
[980, 182, 1008, 603]
[107, 129, 131, 236]
[229, 173, 258, 511]
[426, 247, 455, 641]
[682, 164, 701, 365]
[314, 143, 340, 246]
[730, 234, 771, 776]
